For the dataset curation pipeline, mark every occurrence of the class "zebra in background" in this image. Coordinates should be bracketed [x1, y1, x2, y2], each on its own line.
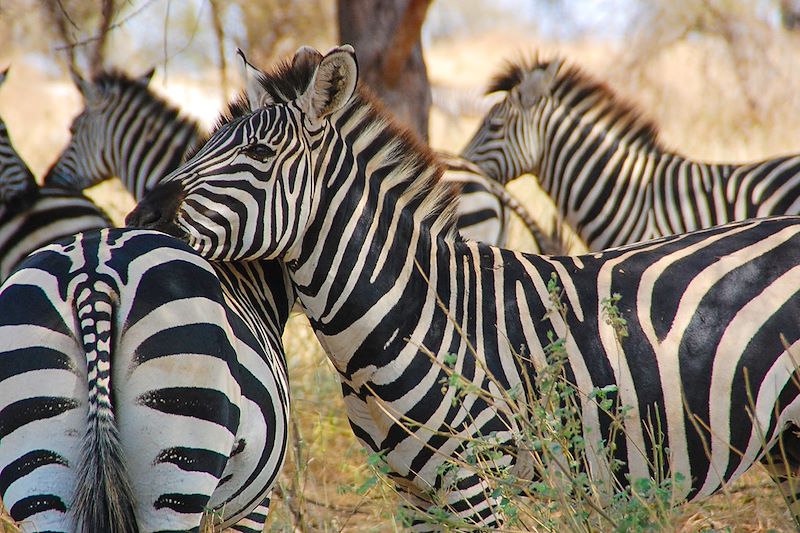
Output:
[0, 68, 36, 205]
[0, 228, 294, 532]
[461, 56, 800, 250]
[438, 151, 564, 252]
[44, 68, 201, 201]
[0, 68, 111, 282]
[129, 45, 800, 529]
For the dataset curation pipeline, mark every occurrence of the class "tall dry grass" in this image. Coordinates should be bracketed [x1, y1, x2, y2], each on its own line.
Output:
[0, 25, 799, 532]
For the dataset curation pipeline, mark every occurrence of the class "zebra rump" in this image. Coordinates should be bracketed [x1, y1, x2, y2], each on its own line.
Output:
[0, 229, 253, 532]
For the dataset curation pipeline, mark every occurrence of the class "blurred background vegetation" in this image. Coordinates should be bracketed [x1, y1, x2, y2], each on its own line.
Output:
[2, 0, 800, 530]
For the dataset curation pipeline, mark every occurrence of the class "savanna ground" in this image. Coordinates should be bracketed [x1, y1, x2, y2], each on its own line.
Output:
[2, 24, 800, 532]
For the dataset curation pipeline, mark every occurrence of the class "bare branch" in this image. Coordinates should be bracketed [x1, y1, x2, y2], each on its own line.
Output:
[41, 0, 78, 72]
[53, 0, 158, 53]
[89, 0, 116, 77]
[208, 0, 229, 100]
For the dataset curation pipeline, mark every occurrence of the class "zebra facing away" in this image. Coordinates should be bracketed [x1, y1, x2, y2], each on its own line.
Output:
[0, 228, 294, 532]
[129, 45, 800, 529]
[36, 67, 295, 530]
[461, 57, 800, 251]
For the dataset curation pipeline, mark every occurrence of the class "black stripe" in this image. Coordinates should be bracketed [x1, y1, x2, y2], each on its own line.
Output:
[154, 492, 210, 514]
[9, 494, 66, 521]
[137, 387, 239, 434]
[0, 397, 80, 440]
[0, 450, 69, 495]
[133, 323, 236, 366]
[154, 447, 228, 477]
[0, 347, 74, 383]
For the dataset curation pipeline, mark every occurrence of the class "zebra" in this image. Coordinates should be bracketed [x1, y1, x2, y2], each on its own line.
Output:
[0, 185, 112, 282]
[438, 151, 564, 252]
[0, 69, 111, 283]
[43, 65, 556, 251]
[460, 56, 800, 251]
[128, 45, 800, 529]
[24, 70, 293, 531]
[44, 68, 202, 201]
[0, 227, 295, 532]
[0, 68, 37, 205]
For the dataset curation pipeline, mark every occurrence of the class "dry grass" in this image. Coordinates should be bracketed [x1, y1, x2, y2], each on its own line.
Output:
[1, 25, 800, 532]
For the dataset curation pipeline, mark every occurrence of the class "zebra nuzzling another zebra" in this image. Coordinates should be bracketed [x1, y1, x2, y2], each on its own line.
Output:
[0, 228, 295, 532]
[129, 44, 800, 529]
[461, 56, 800, 250]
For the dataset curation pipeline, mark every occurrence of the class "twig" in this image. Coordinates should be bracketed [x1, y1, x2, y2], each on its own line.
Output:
[53, 0, 159, 52]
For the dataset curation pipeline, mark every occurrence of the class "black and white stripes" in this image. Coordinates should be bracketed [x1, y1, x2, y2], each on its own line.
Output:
[461, 57, 800, 250]
[129, 46, 800, 529]
[0, 228, 294, 532]
[44, 69, 201, 200]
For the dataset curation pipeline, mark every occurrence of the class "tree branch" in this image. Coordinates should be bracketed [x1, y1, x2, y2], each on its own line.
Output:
[208, 0, 229, 100]
[89, 0, 116, 76]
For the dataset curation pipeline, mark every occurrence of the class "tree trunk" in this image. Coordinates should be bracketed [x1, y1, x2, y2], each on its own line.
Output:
[338, 0, 432, 140]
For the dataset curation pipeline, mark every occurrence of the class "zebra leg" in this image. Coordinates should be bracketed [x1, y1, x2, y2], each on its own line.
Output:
[395, 468, 503, 531]
[761, 426, 800, 528]
[228, 495, 270, 533]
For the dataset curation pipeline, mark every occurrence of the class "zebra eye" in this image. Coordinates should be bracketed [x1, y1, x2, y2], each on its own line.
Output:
[242, 143, 276, 162]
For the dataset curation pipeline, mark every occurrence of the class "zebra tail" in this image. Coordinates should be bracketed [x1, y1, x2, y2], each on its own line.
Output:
[71, 285, 139, 533]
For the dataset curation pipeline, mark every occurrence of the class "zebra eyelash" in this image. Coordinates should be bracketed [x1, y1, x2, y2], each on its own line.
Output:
[242, 142, 277, 163]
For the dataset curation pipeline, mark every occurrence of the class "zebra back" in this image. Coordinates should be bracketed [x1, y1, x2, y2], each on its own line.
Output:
[0, 186, 112, 282]
[44, 68, 201, 201]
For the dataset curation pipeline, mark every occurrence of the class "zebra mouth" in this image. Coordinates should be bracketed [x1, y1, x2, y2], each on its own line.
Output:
[125, 181, 186, 237]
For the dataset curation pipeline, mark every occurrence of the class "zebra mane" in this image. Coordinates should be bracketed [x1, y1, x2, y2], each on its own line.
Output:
[90, 69, 201, 152]
[489, 56, 663, 149]
[208, 54, 460, 238]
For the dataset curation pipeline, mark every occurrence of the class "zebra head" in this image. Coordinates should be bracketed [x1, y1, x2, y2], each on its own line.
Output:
[128, 46, 359, 262]
[0, 67, 37, 207]
[44, 68, 156, 191]
[461, 58, 562, 185]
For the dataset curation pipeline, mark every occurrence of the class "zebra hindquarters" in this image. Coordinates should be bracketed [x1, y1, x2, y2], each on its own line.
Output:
[0, 229, 244, 533]
[0, 281, 86, 532]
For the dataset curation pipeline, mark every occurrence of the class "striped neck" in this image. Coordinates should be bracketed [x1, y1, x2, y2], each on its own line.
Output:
[109, 91, 201, 200]
[46, 72, 201, 201]
[289, 92, 460, 374]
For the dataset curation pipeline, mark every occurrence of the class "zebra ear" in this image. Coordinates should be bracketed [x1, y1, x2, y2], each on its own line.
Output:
[237, 48, 273, 110]
[292, 46, 323, 73]
[300, 45, 358, 123]
[70, 66, 100, 104]
[139, 67, 155, 85]
[515, 59, 561, 109]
